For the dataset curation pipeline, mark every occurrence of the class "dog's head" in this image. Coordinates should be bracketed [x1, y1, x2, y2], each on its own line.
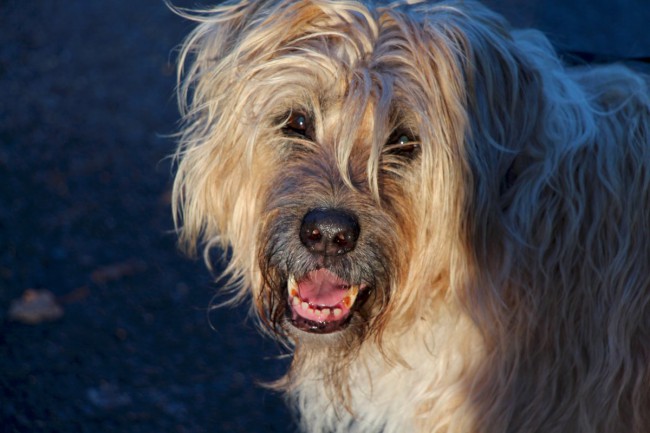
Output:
[172, 0, 543, 354]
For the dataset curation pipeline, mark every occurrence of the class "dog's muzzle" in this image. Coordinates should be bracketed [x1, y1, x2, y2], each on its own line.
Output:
[286, 208, 369, 334]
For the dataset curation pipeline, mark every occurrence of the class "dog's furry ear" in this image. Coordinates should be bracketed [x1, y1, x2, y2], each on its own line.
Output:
[395, 2, 549, 313]
[435, 4, 543, 196]
[413, 2, 546, 224]
[170, 0, 280, 260]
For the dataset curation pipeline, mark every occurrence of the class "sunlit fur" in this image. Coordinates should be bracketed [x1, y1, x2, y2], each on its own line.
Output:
[171, 0, 650, 431]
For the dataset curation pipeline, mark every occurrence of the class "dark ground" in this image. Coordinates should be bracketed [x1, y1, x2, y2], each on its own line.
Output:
[1, 1, 648, 432]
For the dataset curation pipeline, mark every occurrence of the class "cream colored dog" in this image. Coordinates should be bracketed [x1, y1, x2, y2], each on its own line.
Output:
[172, 1, 650, 431]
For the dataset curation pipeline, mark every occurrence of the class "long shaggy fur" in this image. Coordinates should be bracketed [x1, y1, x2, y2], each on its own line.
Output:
[171, 0, 650, 431]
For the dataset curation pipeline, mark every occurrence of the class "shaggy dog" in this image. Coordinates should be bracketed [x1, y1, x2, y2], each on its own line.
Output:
[171, 0, 650, 431]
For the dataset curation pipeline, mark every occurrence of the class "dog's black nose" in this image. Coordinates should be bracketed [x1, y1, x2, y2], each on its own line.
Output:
[300, 208, 360, 256]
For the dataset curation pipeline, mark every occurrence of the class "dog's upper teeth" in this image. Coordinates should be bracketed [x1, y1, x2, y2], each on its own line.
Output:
[342, 284, 360, 308]
[288, 275, 299, 297]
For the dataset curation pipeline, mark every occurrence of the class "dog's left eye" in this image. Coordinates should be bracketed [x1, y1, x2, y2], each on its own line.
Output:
[282, 111, 313, 139]
[385, 129, 420, 159]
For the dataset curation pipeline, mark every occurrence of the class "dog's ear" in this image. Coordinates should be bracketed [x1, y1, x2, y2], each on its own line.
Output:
[394, 2, 549, 293]
[412, 2, 546, 204]
[170, 0, 279, 259]
[464, 31, 543, 202]
[458, 11, 543, 194]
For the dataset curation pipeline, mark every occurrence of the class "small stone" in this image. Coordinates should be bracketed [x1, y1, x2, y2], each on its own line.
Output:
[8, 289, 64, 324]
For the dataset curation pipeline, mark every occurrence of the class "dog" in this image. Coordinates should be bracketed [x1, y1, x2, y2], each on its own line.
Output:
[171, 0, 650, 431]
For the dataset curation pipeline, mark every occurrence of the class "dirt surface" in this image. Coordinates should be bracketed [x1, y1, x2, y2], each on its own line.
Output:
[1, 1, 648, 432]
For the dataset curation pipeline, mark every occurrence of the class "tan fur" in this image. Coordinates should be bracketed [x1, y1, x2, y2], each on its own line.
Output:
[171, 0, 650, 431]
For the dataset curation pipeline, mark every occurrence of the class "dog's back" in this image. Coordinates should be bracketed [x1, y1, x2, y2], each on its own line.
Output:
[476, 32, 650, 433]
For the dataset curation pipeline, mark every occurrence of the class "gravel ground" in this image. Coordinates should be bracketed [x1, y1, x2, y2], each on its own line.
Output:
[1, 1, 648, 432]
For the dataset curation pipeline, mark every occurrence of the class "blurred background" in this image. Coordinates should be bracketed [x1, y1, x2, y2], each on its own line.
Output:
[1, 1, 648, 432]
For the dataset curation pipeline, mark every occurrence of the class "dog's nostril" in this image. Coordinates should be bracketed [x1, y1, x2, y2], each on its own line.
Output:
[306, 228, 322, 242]
[300, 208, 360, 256]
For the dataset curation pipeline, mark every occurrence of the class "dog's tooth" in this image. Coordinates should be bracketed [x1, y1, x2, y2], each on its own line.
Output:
[301, 301, 309, 311]
[288, 275, 298, 297]
[314, 309, 322, 318]
[342, 285, 360, 308]
[333, 308, 342, 318]
[292, 296, 300, 306]
[322, 308, 330, 317]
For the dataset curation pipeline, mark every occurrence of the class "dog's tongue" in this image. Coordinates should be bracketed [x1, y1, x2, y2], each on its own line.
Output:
[298, 269, 350, 306]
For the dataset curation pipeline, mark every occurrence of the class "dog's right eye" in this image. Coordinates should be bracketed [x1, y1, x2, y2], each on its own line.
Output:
[384, 128, 421, 160]
[282, 111, 313, 139]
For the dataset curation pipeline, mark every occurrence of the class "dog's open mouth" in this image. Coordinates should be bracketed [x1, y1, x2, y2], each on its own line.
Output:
[287, 268, 367, 334]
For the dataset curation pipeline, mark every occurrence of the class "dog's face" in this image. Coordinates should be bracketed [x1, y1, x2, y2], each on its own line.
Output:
[173, 0, 540, 350]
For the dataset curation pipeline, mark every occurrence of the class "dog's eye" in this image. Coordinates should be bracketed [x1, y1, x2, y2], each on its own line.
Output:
[282, 111, 312, 139]
[395, 134, 411, 146]
[385, 129, 420, 159]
